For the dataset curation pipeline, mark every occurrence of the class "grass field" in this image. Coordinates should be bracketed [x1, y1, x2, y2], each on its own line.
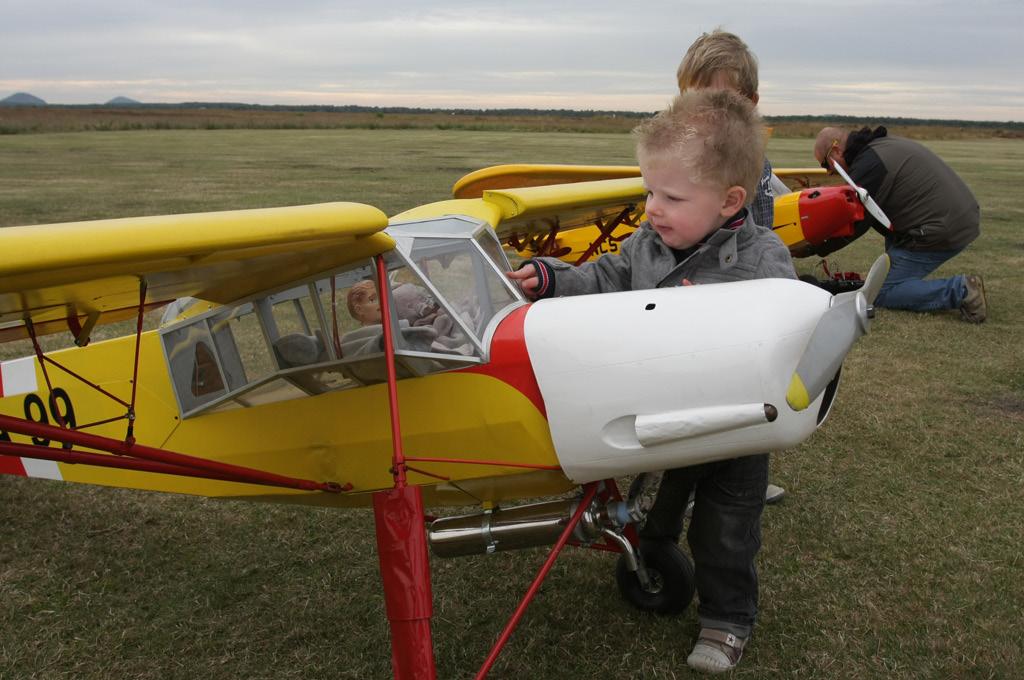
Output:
[2, 105, 1021, 140]
[1, 128, 1022, 679]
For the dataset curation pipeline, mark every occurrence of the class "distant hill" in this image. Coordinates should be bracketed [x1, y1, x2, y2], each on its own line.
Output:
[105, 96, 141, 106]
[1, 92, 46, 106]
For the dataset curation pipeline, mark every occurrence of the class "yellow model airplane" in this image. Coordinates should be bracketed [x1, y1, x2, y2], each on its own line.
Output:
[452, 163, 862, 272]
[0, 177, 888, 679]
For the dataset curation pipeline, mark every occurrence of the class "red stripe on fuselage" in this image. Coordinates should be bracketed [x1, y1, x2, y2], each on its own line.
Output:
[0, 365, 25, 474]
[0, 455, 27, 477]
[457, 304, 546, 418]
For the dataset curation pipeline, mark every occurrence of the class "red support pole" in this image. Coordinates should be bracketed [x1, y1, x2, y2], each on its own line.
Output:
[0, 441, 266, 486]
[475, 482, 599, 680]
[25, 320, 66, 429]
[0, 413, 344, 493]
[373, 486, 436, 680]
[126, 279, 147, 442]
[373, 255, 437, 679]
[375, 255, 407, 488]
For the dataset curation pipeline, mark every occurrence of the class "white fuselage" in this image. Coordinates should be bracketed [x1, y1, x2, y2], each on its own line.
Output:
[523, 278, 834, 483]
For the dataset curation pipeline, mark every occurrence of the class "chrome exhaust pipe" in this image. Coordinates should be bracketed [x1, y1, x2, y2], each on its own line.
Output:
[429, 493, 657, 590]
[429, 498, 587, 558]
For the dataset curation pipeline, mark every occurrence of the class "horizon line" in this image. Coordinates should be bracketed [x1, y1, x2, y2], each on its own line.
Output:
[1, 92, 1021, 126]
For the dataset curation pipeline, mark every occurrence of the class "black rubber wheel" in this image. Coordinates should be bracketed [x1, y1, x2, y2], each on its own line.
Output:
[615, 538, 695, 615]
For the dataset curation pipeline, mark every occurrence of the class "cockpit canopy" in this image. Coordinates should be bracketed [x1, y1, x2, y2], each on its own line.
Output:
[161, 216, 522, 418]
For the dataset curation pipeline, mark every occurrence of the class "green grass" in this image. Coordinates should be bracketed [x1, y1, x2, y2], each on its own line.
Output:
[0, 128, 639, 226]
[1, 130, 1023, 679]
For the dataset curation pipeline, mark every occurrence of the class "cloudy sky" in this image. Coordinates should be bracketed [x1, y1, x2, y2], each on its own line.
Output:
[2, 0, 1021, 121]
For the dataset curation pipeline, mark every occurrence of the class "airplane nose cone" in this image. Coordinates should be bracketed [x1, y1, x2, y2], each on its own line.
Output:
[523, 279, 838, 483]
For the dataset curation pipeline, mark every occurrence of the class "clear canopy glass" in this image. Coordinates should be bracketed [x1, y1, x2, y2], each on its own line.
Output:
[160, 216, 523, 417]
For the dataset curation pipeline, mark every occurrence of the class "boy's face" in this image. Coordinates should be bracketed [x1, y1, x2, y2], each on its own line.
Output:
[640, 153, 743, 250]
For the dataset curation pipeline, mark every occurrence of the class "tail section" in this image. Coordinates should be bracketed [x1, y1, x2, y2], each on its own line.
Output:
[0, 356, 63, 479]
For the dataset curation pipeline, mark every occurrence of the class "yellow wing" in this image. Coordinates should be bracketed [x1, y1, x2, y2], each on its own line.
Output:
[450, 165, 645, 262]
[452, 163, 644, 199]
[0, 203, 393, 343]
[483, 180, 646, 262]
[395, 168, 648, 263]
[774, 167, 828, 188]
[444, 164, 831, 263]
[452, 163, 827, 199]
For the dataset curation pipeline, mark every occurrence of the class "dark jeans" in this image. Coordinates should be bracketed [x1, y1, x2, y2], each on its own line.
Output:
[640, 453, 769, 637]
[875, 246, 966, 312]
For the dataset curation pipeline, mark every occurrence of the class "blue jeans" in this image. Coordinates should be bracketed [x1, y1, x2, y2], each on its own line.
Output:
[875, 247, 966, 312]
[640, 453, 768, 638]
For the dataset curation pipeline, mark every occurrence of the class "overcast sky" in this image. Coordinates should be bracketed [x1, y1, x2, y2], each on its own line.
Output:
[2, 0, 1021, 122]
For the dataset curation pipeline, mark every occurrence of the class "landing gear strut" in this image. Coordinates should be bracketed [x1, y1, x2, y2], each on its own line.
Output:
[615, 538, 694, 615]
[614, 472, 695, 615]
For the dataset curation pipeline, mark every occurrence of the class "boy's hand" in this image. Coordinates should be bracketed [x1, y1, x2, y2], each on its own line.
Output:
[507, 266, 540, 300]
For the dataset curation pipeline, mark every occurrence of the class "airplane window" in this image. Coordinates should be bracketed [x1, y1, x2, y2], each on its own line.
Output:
[163, 323, 227, 412]
[272, 299, 312, 336]
[386, 252, 482, 360]
[315, 263, 377, 357]
[484, 265, 518, 321]
[329, 277, 386, 358]
[266, 283, 357, 394]
[267, 286, 329, 371]
[324, 258, 482, 371]
[392, 280, 476, 356]
[313, 268, 420, 385]
[191, 342, 224, 396]
[162, 251, 494, 418]
[335, 277, 477, 361]
[208, 304, 275, 389]
[476, 229, 513, 275]
[407, 238, 517, 338]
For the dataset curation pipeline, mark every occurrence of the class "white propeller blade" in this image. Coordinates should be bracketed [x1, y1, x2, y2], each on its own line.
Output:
[856, 252, 890, 306]
[831, 162, 892, 229]
[786, 254, 890, 411]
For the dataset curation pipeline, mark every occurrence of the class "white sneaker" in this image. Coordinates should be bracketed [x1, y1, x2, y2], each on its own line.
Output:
[766, 483, 785, 505]
[687, 628, 747, 673]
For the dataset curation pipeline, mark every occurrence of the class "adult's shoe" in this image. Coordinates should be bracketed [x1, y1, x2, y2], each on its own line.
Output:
[960, 275, 987, 323]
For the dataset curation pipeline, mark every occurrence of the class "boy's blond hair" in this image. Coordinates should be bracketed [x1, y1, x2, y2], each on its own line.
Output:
[676, 29, 758, 100]
[634, 89, 764, 198]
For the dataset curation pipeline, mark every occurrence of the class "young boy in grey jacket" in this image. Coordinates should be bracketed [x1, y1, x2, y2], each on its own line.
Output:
[508, 88, 796, 674]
